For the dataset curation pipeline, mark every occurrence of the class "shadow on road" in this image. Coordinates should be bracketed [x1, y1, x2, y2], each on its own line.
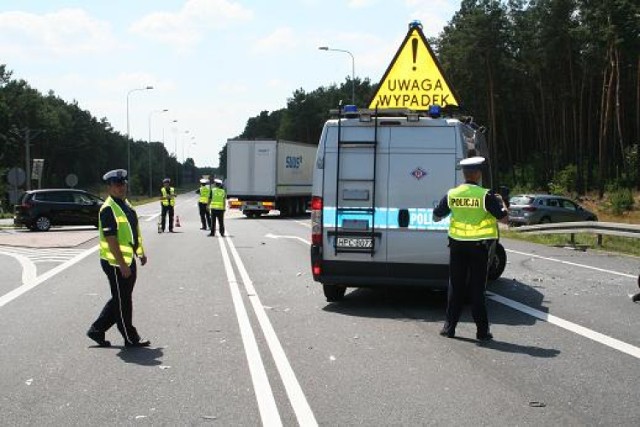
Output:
[322, 281, 559, 358]
[323, 278, 549, 329]
[116, 346, 164, 366]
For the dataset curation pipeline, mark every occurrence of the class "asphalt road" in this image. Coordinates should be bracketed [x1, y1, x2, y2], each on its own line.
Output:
[1, 192, 639, 426]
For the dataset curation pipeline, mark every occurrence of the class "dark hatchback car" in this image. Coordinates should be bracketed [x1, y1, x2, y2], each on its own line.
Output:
[508, 194, 598, 226]
[14, 189, 103, 231]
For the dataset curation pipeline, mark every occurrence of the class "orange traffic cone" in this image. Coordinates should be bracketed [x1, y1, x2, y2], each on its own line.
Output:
[175, 215, 181, 227]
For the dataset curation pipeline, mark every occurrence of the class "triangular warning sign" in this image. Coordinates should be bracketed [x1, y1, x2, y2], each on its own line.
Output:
[369, 22, 460, 110]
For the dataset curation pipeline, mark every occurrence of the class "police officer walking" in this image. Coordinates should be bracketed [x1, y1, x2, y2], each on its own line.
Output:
[160, 177, 176, 233]
[433, 157, 508, 341]
[87, 169, 150, 348]
[208, 178, 226, 237]
[196, 178, 211, 230]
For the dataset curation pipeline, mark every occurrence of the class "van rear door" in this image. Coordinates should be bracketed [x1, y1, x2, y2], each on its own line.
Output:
[385, 125, 457, 274]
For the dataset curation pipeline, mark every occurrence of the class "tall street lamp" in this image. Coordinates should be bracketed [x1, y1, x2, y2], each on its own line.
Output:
[148, 108, 168, 197]
[318, 46, 355, 104]
[126, 85, 153, 176]
[162, 119, 178, 176]
[175, 130, 189, 186]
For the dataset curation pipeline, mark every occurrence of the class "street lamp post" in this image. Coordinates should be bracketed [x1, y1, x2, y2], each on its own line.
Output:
[318, 46, 355, 104]
[126, 86, 153, 176]
[148, 109, 168, 197]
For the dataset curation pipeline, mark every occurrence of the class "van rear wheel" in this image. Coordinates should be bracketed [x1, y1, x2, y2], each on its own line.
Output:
[323, 284, 346, 302]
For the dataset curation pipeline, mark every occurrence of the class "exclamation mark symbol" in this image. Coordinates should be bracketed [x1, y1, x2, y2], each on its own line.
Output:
[411, 38, 418, 71]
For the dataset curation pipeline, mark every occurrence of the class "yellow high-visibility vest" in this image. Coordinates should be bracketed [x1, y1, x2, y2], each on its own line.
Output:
[210, 188, 226, 210]
[99, 196, 145, 266]
[447, 184, 498, 240]
[199, 186, 211, 204]
[161, 187, 175, 207]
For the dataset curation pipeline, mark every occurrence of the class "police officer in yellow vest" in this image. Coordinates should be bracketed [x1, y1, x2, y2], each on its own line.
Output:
[208, 178, 226, 237]
[160, 177, 176, 233]
[195, 178, 211, 230]
[433, 157, 508, 342]
[87, 169, 150, 348]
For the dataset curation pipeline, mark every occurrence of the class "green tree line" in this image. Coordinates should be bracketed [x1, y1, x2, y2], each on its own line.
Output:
[224, 0, 638, 202]
[0, 64, 198, 206]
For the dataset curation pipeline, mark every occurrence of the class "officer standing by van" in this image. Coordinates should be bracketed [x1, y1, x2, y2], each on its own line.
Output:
[433, 157, 508, 341]
[87, 169, 150, 348]
[160, 177, 175, 232]
[208, 178, 226, 237]
[195, 178, 211, 230]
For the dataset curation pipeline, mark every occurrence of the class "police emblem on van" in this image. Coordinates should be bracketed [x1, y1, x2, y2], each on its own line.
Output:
[410, 167, 428, 180]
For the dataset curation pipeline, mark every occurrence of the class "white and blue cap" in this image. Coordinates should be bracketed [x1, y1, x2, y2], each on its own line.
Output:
[214, 178, 223, 185]
[199, 178, 209, 184]
[163, 177, 171, 183]
[103, 169, 128, 184]
[459, 156, 485, 171]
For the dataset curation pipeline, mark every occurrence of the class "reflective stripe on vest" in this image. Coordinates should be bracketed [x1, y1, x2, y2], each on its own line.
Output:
[447, 184, 498, 240]
[99, 197, 140, 266]
[161, 187, 175, 206]
[199, 186, 211, 204]
[210, 188, 226, 210]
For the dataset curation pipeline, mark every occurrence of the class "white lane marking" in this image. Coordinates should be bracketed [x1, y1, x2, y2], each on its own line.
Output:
[145, 213, 160, 222]
[265, 233, 311, 246]
[217, 237, 282, 426]
[226, 236, 318, 427]
[294, 220, 311, 228]
[487, 292, 640, 360]
[507, 249, 637, 279]
[0, 251, 36, 286]
[0, 244, 99, 308]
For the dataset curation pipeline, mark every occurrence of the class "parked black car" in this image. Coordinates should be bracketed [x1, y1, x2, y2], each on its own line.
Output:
[13, 189, 103, 231]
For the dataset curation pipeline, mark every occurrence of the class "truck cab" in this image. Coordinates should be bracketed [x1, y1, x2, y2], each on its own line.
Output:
[310, 106, 506, 301]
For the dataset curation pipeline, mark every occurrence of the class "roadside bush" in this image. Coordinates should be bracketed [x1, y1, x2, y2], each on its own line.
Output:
[606, 186, 635, 215]
[548, 164, 577, 196]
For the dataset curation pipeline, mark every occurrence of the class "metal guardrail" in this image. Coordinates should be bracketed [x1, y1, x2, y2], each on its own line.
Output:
[511, 221, 640, 246]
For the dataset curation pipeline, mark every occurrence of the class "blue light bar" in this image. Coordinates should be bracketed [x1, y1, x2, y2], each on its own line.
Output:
[343, 105, 358, 113]
[428, 105, 441, 118]
[409, 20, 423, 29]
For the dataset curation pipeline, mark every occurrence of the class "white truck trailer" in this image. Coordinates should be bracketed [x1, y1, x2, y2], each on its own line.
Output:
[226, 139, 316, 217]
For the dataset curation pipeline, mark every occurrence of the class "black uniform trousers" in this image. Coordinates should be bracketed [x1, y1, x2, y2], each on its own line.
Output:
[210, 209, 225, 236]
[198, 202, 211, 229]
[444, 238, 492, 336]
[90, 260, 140, 344]
[161, 204, 174, 232]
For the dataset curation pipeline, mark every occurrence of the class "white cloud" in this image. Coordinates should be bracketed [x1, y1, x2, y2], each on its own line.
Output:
[130, 0, 254, 51]
[348, 0, 376, 8]
[0, 9, 117, 58]
[253, 27, 298, 54]
[405, 0, 458, 37]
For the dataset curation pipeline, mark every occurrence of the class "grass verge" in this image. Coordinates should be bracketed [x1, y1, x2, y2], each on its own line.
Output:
[503, 229, 640, 257]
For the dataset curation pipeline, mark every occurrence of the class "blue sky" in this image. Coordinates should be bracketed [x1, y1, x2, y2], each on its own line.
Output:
[0, 0, 459, 167]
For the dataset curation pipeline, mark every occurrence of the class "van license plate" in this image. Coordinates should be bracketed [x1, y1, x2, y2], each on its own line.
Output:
[336, 237, 373, 248]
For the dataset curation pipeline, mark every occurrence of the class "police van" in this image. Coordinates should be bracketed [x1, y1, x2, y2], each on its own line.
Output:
[310, 105, 507, 301]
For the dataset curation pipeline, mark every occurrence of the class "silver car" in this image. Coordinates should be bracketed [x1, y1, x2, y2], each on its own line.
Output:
[508, 194, 598, 225]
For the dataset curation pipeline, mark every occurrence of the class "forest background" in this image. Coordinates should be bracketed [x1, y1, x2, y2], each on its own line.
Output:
[1, 0, 638, 221]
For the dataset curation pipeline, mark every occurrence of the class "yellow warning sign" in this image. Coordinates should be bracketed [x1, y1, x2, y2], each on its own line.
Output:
[369, 23, 460, 110]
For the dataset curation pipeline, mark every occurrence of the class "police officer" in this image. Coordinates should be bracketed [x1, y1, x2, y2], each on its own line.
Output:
[87, 169, 150, 348]
[433, 157, 508, 341]
[195, 178, 211, 230]
[160, 177, 176, 233]
[208, 178, 226, 237]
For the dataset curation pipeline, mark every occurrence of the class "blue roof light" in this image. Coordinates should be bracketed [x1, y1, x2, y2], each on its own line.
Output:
[409, 20, 423, 29]
[343, 105, 358, 113]
[428, 104, 441, 118]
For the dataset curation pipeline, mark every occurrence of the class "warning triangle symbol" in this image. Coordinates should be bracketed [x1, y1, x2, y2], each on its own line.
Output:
[368, 22, 460, 110]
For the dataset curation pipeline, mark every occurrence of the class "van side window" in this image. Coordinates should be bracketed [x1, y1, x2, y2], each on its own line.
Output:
[48, 192, 73, 203]
[547, 199, 558, 207]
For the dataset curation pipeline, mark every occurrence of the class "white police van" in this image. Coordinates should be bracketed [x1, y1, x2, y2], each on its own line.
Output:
[310, 105, 507, 301]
